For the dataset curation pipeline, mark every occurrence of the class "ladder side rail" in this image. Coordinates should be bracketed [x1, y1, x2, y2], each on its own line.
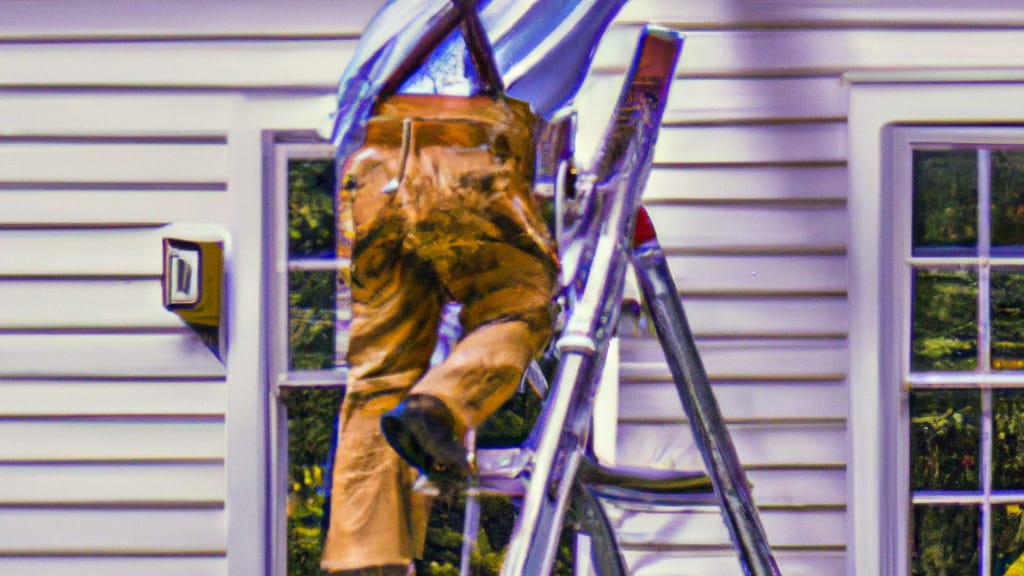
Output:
[632, 240, 782, 576]
[569, 483, 630, 576]
[501, 26, 683, 576]
[499, 268, 620, 574]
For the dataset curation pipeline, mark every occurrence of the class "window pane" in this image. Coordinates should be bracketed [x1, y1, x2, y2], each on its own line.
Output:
[913, 150, 978, 255]
[992, 503, 1024, 576]
[288, 159, 336, 259]
[283, 387, 342, 576]
[912, 269, 978, 372]
[911, 504, 980, 576]
[289, 271, 337, 370]
[991, 151, 1024, 250]
[992, 270, 1024, 371]
[910, 389, 981, 490]
[993, 390, 1024, 490]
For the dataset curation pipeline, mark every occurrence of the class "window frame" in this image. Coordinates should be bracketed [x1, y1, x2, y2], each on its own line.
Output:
[265, 135, 344, 576]
[891, 126, 1024, 576]
[846, 75, 1024, 576]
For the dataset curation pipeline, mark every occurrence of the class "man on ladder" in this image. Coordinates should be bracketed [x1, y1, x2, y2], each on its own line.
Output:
[319, 1, 622, 573]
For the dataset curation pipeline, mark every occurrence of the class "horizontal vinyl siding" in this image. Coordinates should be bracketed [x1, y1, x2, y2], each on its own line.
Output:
[0, 558, 226, 576]
[608, 506, 846, 549]
[0, 191, 229, 227]
[0, 138, 227, 183]
[618, 0, 1024, 28]
[596, 8, 854, 574]
[0, 279, 190, 329]
[594, 27, 1024, 75]
[0, 90, 229, 574]
[620, 380, 847, 423]
[647, 204, 847, 254]
[0, 420, 223, 462]
[665, 253, 848, 296]
[0, 0, 386, 39]
[0, 39, 355, 89]
[0, 381, 226, 418]
[590, 3, 1024, 571]
[0, 333, 226, 379]
[0, 228, 192, 277]
[0, 461, 224, 506]
[7, 25, 1024, 91]
[619, 550, 846, 576]
[643, 165, 848, 203]
[8, 0, 1024, 40]
[0, 509, 226, 554]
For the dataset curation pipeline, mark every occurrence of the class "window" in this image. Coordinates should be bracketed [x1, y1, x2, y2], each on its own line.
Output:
[266, 138, 346, 576]
[844, 78, 1024, 576]
[892, 129, 1024, 576]
[265, 136, 571, 576]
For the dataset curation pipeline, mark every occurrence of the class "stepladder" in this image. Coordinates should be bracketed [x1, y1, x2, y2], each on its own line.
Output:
[455, 26, 784, 576]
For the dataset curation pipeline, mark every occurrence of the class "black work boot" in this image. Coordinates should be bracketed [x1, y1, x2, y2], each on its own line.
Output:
[381, 394, 470, 480]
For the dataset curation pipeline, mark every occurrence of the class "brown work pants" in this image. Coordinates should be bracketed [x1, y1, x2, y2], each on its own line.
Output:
[321, 94, 559, 572]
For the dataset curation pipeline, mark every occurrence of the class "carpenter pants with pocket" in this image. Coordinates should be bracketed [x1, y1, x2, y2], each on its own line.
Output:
[320, 94, 559, 572]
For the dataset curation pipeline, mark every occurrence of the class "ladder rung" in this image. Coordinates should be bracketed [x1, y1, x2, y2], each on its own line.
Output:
[578, 459, 713, 495]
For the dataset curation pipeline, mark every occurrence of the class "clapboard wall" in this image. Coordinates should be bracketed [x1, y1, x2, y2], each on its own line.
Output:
[4, 1, 1024, 575]
[598, 5, 849, 575]
[0, 3, 334, 573]
[0, 101, 234, 576]
[604, 2, 1024, 575]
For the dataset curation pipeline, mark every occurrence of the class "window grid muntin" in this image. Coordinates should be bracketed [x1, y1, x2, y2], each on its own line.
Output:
[907, 144, 1024, 576]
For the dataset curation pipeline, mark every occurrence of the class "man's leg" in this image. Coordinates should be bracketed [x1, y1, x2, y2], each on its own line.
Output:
[322, 144, 443, 573]
[321, 255, 443, 571]
[413, 241, 557, 431]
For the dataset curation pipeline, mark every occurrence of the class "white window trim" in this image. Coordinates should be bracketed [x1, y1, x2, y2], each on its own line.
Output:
[264, 136, 340, 576]
[846, 73, 1024, 576]
[223, 93, 336, 576]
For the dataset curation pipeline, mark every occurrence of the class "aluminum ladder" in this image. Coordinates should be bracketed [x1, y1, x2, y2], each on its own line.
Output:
[455, 26, 783, 576]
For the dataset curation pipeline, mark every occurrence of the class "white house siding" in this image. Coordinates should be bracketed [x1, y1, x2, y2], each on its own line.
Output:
[0, 92, 232, 576]
[0, 5, 247, 568]
[577, 12, 849, 576]
[0, 0, 365, 571]
[3, 1, 1024, 575]
[0, 146, 228, 576]
[596, 2, 1024, 575]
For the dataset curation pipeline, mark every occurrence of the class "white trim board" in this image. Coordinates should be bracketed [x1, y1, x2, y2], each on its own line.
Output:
[845, 76, 1024, 576]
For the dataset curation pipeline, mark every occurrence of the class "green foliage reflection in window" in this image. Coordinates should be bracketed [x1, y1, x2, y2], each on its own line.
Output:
[907, 143, 1024, 576]
[992, 504, 1024, 576]
[993, 271, 1024, 371]
[910, 390, 980, 490]
[912, 269, 978, 372]
[288, 160, 336, 258]
[913, 150, 978, 253]
[284, 387, 341, 576]
[287, 159, 339, 371]
[285, 158, 339, 575]
[288, 270, 337, 371]
[912, 505, 980, 576]
[991, 151, 1024, 249]
[993, 391, 1024, 490]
